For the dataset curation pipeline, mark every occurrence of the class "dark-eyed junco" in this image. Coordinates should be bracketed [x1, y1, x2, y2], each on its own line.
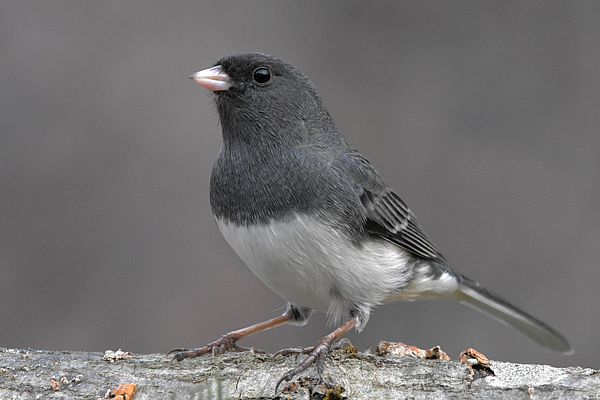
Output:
[171, 53, 571, 390]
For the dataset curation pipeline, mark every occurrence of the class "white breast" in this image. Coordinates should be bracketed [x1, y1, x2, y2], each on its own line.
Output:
[216, 214, 414, 325]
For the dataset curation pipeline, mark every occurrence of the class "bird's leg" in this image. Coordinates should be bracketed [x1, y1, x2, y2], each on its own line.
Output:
[275, 318, 358, 393]
[169, 313, 291, 362]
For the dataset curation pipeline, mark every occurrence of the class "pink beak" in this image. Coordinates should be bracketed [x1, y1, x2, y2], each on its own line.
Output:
[190, 65, 232, 92]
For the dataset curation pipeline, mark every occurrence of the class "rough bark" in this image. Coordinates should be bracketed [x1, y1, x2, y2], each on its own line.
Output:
[0, 347, 598, 400]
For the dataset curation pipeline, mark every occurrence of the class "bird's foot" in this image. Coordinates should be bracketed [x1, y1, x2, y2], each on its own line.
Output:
[168, 334, 249, 362]
[168, 314, 292, 362]
[274, 346, 314, 358]
[274, 336, 333, 393]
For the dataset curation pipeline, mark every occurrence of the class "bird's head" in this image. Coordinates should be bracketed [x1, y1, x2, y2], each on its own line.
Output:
[191, 53, 336, 147]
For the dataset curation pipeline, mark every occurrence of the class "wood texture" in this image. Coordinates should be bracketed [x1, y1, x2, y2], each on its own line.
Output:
[0, 347, 598, 399]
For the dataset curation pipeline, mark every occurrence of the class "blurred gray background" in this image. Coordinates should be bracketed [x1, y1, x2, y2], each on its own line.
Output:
[1, 1, 598, 369]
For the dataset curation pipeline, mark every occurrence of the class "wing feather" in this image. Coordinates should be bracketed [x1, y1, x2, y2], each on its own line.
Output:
[339, 149, 445, 262]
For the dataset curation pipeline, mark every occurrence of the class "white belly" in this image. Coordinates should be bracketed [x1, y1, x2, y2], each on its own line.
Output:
[216, 214, 413, 322]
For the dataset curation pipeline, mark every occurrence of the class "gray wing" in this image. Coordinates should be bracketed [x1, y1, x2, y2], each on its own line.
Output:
[337, 149, 446, 262]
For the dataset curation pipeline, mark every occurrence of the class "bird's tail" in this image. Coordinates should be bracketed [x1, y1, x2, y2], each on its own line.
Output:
[454, 274, 572, 353]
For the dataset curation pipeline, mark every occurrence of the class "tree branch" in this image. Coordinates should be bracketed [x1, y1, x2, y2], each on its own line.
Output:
[0, 347, 597, 399]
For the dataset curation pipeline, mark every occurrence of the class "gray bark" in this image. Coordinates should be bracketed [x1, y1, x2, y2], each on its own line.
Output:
[0, 347, 598, 400]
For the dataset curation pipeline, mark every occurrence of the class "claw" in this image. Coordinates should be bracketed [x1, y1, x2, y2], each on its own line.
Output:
[167, 348, 188, 355]
[274, 369, 297, 393]
[274, 341, 330, 393]
[168, 347, 209, 362]
[169, 350, 187, 362]
[168, 334, 240, 362]
[167, 347, 189, 361]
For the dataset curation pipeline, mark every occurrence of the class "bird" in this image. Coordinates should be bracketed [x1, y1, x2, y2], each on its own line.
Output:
[170, 52, 571, 391]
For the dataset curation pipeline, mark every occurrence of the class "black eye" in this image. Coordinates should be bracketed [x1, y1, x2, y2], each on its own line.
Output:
[253, 67, 271, 84]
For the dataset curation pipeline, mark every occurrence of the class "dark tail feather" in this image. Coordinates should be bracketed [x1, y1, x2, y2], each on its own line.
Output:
[455, 275, 572, 353]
